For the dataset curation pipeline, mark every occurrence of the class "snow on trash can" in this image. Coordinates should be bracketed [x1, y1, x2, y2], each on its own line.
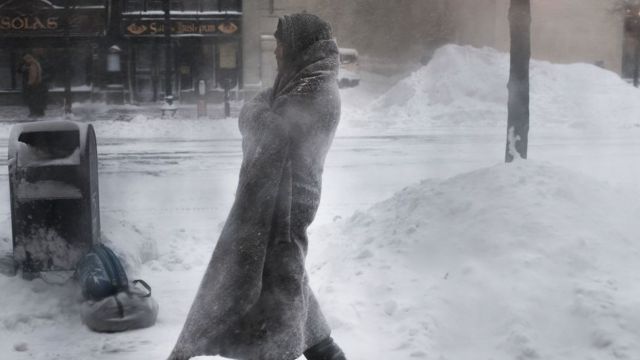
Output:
[8, 120, 100, 275]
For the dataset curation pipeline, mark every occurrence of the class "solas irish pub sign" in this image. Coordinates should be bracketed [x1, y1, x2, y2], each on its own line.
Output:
[0, 10, 106, 37]
[0, 15, 60, 31]
[122, 17, 240, 37]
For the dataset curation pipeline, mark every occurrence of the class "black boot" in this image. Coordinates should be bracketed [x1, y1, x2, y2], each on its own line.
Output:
[304, 337, 346, 360]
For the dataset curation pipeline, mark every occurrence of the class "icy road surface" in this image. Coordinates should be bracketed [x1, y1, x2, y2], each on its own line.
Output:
[2, 130, 640, 224]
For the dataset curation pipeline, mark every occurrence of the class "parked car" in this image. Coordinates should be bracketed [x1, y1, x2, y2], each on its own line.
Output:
[338, 48, 360, 88]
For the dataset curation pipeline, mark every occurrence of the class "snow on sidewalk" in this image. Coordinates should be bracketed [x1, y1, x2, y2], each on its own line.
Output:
[0, 103, 243, 141]
[310, 160, 640, 360]
[1, 158, 640, 359]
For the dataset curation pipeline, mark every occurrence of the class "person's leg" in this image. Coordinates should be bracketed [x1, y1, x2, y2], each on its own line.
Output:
[35, 99, 45, 116]
[36, 86, 46, 116]
[25, 88, 35, 117]
[303, 337, 346, 360]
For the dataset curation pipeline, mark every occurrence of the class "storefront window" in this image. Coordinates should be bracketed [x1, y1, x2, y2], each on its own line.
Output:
[219, 0, 241, 11]
[147, 0, 163, 11]
[170, 0, 186, 11]
[47, 46, 92, 89]
[180, 0, 201, 11]
[216, 40, 240, 89]
[0, 46, 92, 91]
[0, 52, 12, 90]
[124, 0, 162, 12]
[218, 42, 238, 70]
[50, 0, 105, 7]
[133, 42, 161, 102]
[125, 0, 241, 12]
[201, 0, 219, 11]
[124, 0, 147, 12]
[202, 43, 215, 88]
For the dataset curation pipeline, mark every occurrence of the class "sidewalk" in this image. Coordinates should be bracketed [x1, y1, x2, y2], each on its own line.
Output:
[0, 102, 243, 123]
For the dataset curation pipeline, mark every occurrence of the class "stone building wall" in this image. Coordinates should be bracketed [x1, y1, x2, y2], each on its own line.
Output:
[242, 0, 627, 94]
[449, 0, 625, 74]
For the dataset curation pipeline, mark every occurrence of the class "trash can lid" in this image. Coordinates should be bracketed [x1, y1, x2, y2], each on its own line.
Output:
[9, 121, 91, 161]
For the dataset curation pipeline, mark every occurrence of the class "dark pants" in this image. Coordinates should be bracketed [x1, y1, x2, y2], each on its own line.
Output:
[304, 337, 346, 360]
[25, 85, 47, 117]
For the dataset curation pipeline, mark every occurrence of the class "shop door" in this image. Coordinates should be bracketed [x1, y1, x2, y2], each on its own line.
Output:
[176, 39, 216, 98]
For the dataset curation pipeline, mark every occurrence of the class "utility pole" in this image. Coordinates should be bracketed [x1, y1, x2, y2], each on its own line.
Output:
[505, 0, 531, 162]
[632, 5, 640, 87]
[63, 0, 73, 114]
[163, 0, 173, 101]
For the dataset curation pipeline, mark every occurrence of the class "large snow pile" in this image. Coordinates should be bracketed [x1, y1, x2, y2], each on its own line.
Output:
[311, 160, 640, 359]
[344, 44, 640, 131]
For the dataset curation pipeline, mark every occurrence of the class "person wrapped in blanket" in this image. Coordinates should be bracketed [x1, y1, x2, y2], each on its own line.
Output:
[168, 13, 347, 360]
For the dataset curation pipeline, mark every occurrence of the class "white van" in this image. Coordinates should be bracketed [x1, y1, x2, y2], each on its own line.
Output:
[338, 48, 360, 88]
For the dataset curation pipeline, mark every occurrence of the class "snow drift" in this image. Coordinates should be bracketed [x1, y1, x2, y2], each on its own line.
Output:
[344, 44, 640, 131]
[0, 104, 242, 141]
[311, 160, 640, 359]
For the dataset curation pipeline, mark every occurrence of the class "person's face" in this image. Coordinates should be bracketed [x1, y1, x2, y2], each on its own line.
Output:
[275, 40, 284, 71]
[23, 55, 34, 64]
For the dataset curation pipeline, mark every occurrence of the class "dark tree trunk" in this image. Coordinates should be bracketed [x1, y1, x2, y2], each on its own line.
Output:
[505, 0, 531, 162]
[163, 0, 173, 99]
[634, 19, 640, 88]
[63, 0, 73, 114]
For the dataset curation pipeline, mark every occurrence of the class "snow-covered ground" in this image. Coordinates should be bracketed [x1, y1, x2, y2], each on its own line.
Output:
[2, 44, 640, 359]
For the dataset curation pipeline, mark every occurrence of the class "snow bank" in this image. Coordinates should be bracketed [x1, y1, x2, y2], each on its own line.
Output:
[91, 114, 241, 140]
[311, 160, 640, 359]
[1, 45, 636, 139]
[343, 44, 640, 132]
[0, 103, 242, 141]
[0, 217, 81, 358]
[0, 212, 158, 277]
[101, 214, 159, 273]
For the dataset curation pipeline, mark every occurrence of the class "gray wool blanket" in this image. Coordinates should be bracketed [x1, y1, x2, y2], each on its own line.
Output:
[169, 39, 341, 360]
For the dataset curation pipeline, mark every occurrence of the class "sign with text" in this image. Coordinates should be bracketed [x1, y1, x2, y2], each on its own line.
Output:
[0, 9, 106, 37]
[123, 18, 240, 37]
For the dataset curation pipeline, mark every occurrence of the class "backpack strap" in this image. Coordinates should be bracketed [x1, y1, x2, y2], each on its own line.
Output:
[114, 295, 125, 318]
[132, 279, 152, 298]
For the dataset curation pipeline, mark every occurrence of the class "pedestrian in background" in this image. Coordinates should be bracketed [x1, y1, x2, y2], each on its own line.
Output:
[169, 13, 347, 360]
[18, 54, 46, 117]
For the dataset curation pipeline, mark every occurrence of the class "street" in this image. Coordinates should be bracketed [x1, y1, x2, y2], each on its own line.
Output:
[1, 121, 640, 359]
[3, 127, 640, 225]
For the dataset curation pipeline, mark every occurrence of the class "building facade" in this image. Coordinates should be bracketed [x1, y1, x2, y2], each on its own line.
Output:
[0, 0, 320, 104]
[0, 0, 110, 104]
[448, 0, 626, 75]
[3, 0, 633, 105]
[118, 0, 242, 103]
[0, 0, 261, 104]
[241, 0, 311, 95]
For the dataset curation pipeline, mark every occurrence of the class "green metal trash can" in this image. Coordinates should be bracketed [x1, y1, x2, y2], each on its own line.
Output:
[8, 120, 100, 275]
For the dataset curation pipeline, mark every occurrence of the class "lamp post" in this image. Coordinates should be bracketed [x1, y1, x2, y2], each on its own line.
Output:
[629, 5, 640, 87]
[63, 0, 73, 114]
[162, 0, 173, 102]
